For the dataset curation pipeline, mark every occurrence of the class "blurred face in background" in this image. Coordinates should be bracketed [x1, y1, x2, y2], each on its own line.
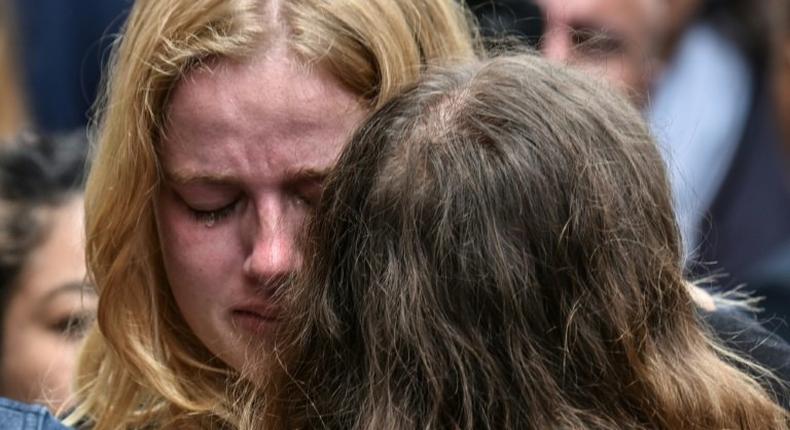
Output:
[0, 196, 95, 411]
[537, 0, 666, 105]
[156, 46, 365, 372]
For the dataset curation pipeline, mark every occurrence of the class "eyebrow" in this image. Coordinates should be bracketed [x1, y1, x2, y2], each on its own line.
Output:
[164, 170, 239, 186]
[568, 22, 623, 42]
[285, 167, 332, 184]
[166, 166, 332, 187]
[40, 281, 96, 306]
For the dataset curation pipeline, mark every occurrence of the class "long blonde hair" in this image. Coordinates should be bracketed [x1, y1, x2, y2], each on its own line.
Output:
[264, 54, 788, 429]
[0, 3, 27, 138]
[67, 0, 477, 428]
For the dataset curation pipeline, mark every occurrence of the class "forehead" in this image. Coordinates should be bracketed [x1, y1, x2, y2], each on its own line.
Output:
[167, 46, 360, 139]
[161, 46, 365, 180]
[538, 0, 660, 32]
[14, 197, 86, 299]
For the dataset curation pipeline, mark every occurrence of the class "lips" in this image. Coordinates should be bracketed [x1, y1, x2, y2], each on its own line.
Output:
[232, 306, 279, 320]
[230, 304, 280, 334]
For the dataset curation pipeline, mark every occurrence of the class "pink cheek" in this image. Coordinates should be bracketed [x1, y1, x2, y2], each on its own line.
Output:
[162, 220, 241, 280]
[159, 204, 214, 244]
[157, 200, 248, 287]
[158, 215, 207, 273]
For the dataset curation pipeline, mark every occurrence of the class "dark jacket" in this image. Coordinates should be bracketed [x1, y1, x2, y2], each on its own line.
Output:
[702, 303, 790, 408]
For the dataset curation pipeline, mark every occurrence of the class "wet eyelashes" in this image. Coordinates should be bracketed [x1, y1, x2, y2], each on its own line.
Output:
[190, 200, 240, 227]
[185, 191, 316, 227]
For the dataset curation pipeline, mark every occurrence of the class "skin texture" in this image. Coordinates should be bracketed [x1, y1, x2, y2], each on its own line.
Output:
[0, 197, 95, 412]
[537, 0, 665, 104]
[156, 45, 366, 372]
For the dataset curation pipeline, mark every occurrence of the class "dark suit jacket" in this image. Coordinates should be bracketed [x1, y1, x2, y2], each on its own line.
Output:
[694, 85, 790, 287]
[13, 0, 129, 132]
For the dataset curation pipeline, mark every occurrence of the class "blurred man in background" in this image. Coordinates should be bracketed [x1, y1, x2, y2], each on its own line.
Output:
[534, 0, 790, 285]
[537, 0, 665, 105]
[469, 0, 790, 337]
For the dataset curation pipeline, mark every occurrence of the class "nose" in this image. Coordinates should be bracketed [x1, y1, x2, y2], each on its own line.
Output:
[242, 200, 301, 289]
[541, 21, 571, 63]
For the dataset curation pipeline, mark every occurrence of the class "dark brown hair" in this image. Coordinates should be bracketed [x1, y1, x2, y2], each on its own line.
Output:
[264, 53, 788, 429]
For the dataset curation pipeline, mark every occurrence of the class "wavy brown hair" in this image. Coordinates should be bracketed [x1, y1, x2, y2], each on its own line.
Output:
[264, 54, 789, 429]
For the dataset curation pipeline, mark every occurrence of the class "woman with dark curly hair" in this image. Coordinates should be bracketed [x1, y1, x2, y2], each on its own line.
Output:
[0, 132, 93, 413]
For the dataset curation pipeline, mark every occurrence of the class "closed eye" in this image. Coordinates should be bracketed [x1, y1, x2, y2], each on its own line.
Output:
[49, 312, 95, 341]
[189, 199, 241, 225]
[571, 28, 624, 57]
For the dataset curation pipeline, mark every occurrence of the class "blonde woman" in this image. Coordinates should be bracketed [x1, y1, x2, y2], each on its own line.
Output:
[64, 0, 478, 428]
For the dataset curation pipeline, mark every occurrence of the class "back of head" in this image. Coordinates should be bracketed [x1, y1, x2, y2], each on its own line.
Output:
[268, 53, 788, 429]
[76, 0, 479, 428]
